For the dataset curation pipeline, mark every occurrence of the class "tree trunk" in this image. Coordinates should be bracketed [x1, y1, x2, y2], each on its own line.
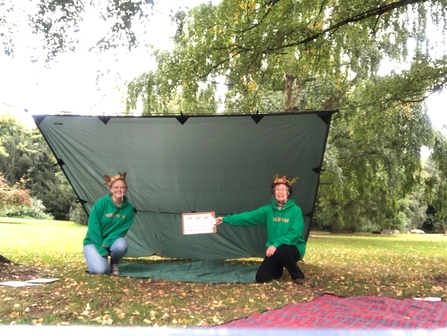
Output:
[331, 202, 339, 234]
[284, 74, 305, 111]
[331, 215, 339, 234]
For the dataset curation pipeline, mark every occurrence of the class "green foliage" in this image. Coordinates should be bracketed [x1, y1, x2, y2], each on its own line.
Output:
[125, 53, 220, 114]
[316, 94, 434, 231]
[398, 192, 428, 230]
[0, 180, 32, 209]
[68, 202, 88, 225]
[2, 197, 54, 220]
[0, 177, 53, 220]
[422, 215, 447, 233]
[0, 114, 40, 185]
[124, 0, 447, 232]
[2, 0, 446, 232]
[0, 114, 77, 220]
[27, 169, 78, 220]
[127, 0, 447, 112]
[431, 133, 447, 219]
[421, 135, 447, 231]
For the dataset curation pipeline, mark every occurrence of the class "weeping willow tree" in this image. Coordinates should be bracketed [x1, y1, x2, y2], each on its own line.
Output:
[126, 0, 447, 232]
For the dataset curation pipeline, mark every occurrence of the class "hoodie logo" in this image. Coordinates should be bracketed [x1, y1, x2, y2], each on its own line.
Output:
[273, 217, 289, 223]
[105, 213, 125, 219]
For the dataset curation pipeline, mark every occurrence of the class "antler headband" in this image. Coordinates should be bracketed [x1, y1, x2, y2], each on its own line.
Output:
[103, 172, 127, 187]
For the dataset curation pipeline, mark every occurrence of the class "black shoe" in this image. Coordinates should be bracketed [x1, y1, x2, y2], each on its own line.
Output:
[294, 278, 305, 285]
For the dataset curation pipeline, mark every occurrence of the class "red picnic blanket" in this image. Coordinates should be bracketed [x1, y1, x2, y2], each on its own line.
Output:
[219, 294, 447, 329]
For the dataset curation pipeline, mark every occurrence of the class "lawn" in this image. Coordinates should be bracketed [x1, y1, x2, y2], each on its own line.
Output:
[1, 218, 447, 326]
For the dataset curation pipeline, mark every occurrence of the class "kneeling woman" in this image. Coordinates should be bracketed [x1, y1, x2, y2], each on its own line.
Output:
[215, 175, 306, 285]
[83, 172, 135, 275]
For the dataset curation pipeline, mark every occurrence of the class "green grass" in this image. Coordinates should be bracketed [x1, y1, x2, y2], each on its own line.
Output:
[1, 218, 447, 326]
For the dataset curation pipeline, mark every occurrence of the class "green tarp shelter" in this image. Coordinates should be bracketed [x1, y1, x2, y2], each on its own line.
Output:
[33, 111, 334, 261]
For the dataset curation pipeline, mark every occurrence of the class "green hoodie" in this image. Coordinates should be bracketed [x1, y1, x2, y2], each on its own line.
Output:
[83, 194, 135, 256]
[222, 199, 306, 259]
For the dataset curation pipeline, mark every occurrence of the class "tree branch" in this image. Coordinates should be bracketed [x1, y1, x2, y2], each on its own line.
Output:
[280, 0, 428, 49]
[207, 0, 427, 78]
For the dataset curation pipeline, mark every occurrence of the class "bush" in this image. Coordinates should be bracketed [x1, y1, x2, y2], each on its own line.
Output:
[422, 216, 447, 233]
[68, 202, 88, 225]
[0, 179, 32, 209]
[2, 197, 53, 220]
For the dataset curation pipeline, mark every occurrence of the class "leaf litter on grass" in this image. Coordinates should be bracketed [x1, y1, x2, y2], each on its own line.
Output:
[1, 229, 447, 326]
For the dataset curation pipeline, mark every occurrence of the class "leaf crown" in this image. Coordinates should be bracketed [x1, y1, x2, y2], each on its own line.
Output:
[104, 172, 127, 187]
[272, 175, 298, 187]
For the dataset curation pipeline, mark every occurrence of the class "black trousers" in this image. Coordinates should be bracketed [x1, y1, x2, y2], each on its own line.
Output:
[255, 244, 304, 283]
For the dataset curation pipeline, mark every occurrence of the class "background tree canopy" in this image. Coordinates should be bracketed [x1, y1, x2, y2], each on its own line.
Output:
[0, 113, 77, 220]
[126, 0, 447, 232]
[1, 0, 447, 234]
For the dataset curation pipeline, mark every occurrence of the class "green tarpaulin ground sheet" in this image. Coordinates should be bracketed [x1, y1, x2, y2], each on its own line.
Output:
[117, 260, 258, 283]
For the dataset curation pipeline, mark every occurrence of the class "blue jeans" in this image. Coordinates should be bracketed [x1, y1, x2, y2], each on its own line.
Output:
[83, 238, 128, 274]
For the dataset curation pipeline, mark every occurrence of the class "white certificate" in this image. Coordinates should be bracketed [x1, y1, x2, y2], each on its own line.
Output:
[182, 212, 216, 235]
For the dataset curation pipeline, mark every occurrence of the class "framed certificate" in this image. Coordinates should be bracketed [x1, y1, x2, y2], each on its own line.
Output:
[182, 212, 216, 235]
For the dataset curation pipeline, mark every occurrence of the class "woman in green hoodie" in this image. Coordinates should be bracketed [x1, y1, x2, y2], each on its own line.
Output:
[83, 172, 135, 275]
[215, 175, 306, 285]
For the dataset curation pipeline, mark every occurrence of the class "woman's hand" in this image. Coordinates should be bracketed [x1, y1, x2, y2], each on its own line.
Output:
[215, 217, 224, 225]
[266, 245, 276, 257]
